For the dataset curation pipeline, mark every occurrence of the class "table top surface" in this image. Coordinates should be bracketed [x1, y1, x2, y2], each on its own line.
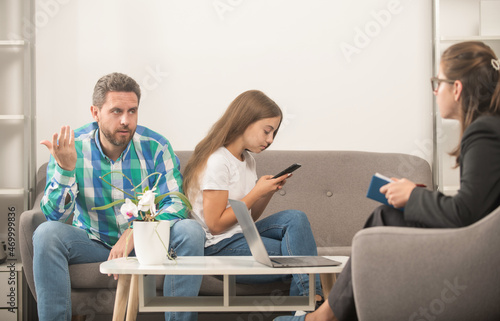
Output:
[100, 256, 348, 275]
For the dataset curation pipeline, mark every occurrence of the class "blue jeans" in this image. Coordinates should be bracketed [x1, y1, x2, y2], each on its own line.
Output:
[33, 219, 204, 321]
[204, 210, 323, 297]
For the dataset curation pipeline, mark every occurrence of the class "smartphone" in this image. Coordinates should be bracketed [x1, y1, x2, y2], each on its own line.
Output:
[272, 163, 302, 179]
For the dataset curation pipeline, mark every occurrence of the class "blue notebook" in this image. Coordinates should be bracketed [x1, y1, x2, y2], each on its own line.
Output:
[366, 173, 394, 207]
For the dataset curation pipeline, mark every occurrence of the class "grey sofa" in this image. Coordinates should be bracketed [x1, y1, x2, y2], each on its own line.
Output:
[19, 150, 432, 320]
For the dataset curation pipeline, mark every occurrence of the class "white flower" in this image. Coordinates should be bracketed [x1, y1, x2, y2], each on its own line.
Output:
[120, 198, 138, 219]
[138, 189, 157, 215]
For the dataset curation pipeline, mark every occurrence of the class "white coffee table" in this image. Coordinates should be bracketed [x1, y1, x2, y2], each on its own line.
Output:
[100, 255, 348, 321]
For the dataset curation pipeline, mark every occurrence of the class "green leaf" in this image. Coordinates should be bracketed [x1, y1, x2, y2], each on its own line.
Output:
[155, 191, 192, 210]
[99, 172, 135, 199]
[133, 172, 162, 192]
[91, 199, 126, 211]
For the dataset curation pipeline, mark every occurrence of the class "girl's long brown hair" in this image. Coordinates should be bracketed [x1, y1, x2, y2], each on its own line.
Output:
[440, 41, 500, 165]
[183, 90, 282, 199]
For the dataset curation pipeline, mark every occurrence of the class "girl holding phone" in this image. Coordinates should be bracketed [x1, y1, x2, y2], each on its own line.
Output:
[183, 90, 323, 309]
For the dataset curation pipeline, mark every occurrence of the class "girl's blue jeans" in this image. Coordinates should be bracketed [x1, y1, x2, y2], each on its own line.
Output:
[205, 210, 323, 298]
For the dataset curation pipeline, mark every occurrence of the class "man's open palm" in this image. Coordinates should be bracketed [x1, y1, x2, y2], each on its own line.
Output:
[40, 125, 77, 171]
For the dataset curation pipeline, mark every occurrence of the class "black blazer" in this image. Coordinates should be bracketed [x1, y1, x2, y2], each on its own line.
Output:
[405, 115, 500, 228]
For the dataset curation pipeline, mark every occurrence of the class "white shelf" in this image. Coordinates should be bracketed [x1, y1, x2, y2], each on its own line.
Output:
[0, 189, 25, 196]
[140, 295, 313, 312]
[0, 40, 25, 46]
[440, 35, 500, 42]
[0, 115, 25, 120]
[1, 3, 34, 320]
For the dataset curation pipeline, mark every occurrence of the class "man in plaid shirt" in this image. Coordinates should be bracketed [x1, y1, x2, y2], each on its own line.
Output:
[33, 72, 204, 321]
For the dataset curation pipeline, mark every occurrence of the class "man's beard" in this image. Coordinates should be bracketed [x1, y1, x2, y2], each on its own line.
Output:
[100, 126, 133, 147]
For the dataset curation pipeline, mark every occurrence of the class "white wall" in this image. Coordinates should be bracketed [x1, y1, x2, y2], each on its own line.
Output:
[35, 0, 433, 170]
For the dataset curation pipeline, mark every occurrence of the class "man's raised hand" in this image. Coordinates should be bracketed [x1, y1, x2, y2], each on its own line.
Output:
[40, 125, 77, 171]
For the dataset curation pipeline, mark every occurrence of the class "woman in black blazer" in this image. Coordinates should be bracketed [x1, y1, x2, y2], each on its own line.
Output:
[275, 41, 500, 321]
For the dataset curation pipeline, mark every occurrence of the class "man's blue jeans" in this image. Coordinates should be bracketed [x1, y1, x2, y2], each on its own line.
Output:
[204, 210, 323, 297]
[33, 219, 204, 321]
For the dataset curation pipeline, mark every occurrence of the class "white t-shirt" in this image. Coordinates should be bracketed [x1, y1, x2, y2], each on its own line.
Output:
[190, 147, 257, 247]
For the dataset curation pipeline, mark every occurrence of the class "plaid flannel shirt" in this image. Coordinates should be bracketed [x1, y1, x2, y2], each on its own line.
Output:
[40, 122, 187, 247]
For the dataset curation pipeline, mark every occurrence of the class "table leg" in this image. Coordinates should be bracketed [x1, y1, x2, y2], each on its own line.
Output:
[320, 273, 337, 299]
[125, 274, 139, 321]
[223, 275, 236, 307]
[309, 274, 315, 308]
[112, 274, 132, 321]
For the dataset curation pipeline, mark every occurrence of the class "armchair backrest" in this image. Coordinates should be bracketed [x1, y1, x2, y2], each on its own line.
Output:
[352, 205, 500, 320]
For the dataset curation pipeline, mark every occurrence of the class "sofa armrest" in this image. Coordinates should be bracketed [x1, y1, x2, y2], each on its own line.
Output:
[351, 209, 500, 321]
[19, 206, 47, 301]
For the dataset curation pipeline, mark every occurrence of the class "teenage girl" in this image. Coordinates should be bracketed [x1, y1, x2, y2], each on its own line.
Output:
[183, 90, 324, 306]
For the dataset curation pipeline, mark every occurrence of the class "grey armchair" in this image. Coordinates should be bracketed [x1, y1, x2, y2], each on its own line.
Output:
[351, 205, 500, 321]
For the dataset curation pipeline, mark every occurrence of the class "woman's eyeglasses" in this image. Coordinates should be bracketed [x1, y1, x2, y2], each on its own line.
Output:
[430, 77, 456, 91]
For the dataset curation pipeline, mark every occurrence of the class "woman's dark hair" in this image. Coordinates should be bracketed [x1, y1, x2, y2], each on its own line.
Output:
[441, 41, 500, 164]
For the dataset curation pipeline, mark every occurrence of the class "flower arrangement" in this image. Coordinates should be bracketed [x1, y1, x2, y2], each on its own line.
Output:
[92, 171, 192, 222]
[91, 171, 192, 262]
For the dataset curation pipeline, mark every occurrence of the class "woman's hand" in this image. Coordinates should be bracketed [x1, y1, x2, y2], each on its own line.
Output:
[253, 174, 289, 198]
[245, 174, 289, 219]
[379, 178, 417, 208]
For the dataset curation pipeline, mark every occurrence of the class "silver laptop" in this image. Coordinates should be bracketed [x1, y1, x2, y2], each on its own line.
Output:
[229, 199, 341, 268]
